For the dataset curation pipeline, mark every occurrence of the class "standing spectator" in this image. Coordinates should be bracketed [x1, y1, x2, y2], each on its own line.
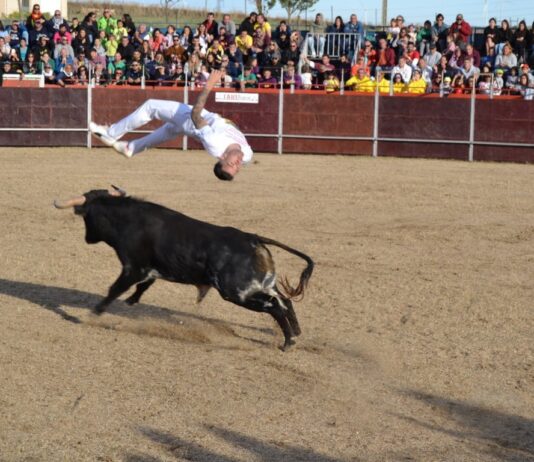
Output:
[26, 4, 43, 31]
[375, 37, 396, 74]
[98, 9, 117, 36]
[220, 14, 236, 36]
[307, 13, 326, 58]
[483, 18, 499, 58]
[392, 56, 412, 83]
[255, 14, 271, 39]
[417, 20, 432, 56]
[344, 13, 364, 36]
[513, 21, 529, 64]
[448, 14, 472, 45]
[81, 12, 98, 43]
[203, 12, 219, 39]
[239, 12, 257, 37]
[326, 16, 345, 57]
[496, 20, 513, 55]
[122, 14, 136, 38]
[48, 10, 69, 35]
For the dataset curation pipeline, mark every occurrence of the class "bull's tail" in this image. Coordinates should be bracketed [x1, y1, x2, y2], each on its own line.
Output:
[258, 236, 314, 301]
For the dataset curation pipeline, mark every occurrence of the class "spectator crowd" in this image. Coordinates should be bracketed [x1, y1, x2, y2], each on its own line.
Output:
[1, 5, 534, 98]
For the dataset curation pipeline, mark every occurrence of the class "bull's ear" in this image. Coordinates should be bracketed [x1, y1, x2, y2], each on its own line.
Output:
[110, 184, 127, 196]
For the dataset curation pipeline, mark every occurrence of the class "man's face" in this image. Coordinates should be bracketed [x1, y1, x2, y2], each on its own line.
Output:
[220, 149, 243, 176]
[351, 15, 357, 24]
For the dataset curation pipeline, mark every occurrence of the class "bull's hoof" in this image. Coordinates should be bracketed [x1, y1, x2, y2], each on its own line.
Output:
[93, 305, 106, 315]
[124, 296, 138, 305]
[280, 338, 296, 352]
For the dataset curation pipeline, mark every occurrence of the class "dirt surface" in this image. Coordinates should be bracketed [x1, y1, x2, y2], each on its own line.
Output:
[0, 147, 532, 462]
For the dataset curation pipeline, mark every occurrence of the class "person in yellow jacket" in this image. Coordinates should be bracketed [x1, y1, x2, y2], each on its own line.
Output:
[345, 67, 375, 92]
[376, 72, 391, 93]
[392, 72, 407, 93]
[324, 72, 340, 92]
[407, 69, 427, 94]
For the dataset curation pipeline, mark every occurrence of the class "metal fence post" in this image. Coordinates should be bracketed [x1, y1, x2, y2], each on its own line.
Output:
[372, 71, 380, 157]
[183, 76, 189, 151]
[468, 83, 476, 162]
[87, 65, 92, 149]
[278, 69, 284, 155]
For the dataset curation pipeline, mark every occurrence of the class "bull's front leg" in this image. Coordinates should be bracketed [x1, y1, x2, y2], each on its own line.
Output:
[125, 278, 156, 305]
[94, 267, 144, 314]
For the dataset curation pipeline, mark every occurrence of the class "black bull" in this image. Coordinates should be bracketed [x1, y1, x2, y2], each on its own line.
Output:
[54, 188, 314, 350]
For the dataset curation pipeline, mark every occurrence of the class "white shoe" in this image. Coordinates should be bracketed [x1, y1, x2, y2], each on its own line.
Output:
[112, 141, 133, 158]
[89, 122, 116, 147]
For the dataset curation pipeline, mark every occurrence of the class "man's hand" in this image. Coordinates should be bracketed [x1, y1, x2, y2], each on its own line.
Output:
[205, 69, 222, 91]
[191, 69, 221, 129]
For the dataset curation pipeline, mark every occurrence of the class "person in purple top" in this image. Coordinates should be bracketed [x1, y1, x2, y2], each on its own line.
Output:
[258, 68, 278, 88]
[283, 63, 302, 89]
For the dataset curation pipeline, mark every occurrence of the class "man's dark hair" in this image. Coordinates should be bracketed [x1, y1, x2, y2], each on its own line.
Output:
[213, 162, 234, 181]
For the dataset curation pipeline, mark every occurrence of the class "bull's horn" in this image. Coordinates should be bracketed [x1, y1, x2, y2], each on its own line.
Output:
[53, 196, 86, 209]
[110, 184, 127, 196]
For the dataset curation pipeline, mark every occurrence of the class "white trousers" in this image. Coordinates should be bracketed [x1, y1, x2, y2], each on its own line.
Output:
[107, 99, 210, 155]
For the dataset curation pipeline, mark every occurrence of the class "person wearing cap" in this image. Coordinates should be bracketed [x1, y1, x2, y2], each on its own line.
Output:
[90, 70, 253, 181]
[423, 42, 442, 67]
[441, 75, 452, 96]
[493, 68, 504, 95]
[448, 14, 472, 45]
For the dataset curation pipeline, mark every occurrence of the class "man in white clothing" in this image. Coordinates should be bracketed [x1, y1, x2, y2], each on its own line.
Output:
[90, 70, 252, 181]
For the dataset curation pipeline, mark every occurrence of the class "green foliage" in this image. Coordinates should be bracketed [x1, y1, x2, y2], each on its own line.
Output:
[277, 0, 318, 22]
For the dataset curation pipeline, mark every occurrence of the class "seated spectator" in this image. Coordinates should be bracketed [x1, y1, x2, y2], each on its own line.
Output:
[269, 52, 283, 79]
[151, 29, 164, 54]
[282, 40, 300, 65]
[392, 72, 406, 93]
[225, 41, 243, 79]
[517, 73, 534, 100]
[39, 51, 55, 73]
[151, 64, 167, 85]
[1, 61, 20, 83]
[184, 52, 202, 80]
[195, 23, 210, 52]
[163, 25, 176, 50]
[179, 26, 193, 48]
[42, 62, 56, 84]
[495, 43, 518, 71]
[109, 67, 125, 85]
[496, 19, 513, 55]
[493, 68, 504, 95]
[70, 17, 81, 36]
[8, 21, 22, 49]
[431, 13, 448, 52]
[52, 24, 71, 45]
[215, 65, 233, 87]
[392, 56, 412, 83]
[8, 48, 22, 72]
[238, 65, 257, 89]
[0, 37, 10, 61]
[77, 64, 89, 85]
[351, 55, 371, 76]
[26, 4, 44, 31]
[417, 57, 433, 89]
[126, 60, 144, 85]
[424, 42, 441, 67]
[375, 38, 396, 74]
[146, 51, 166, 78]
[505, 66, 519, 90]
[55, 46, 74, 73]
[133, 23, 150, 46]
[251, 27, 268, 59]
[358, 40, 377, 72]
[81, 12, 98, 43]
[93, 61, 108, 85]
[417, 20, 432, 56]
[300, 63, 312, 89]
[72, 28, 90, 55]
[407, 69, 427, 93]
[236, 30, 252, 58]
[140, 40, 153, 63]
[104, 33, 118, 61]
[56, 63, 77, 86]
[258, 68, 278, 88]
[324, 71, 340, 92]
[48, 10, 69, 35]
[117, 36, 135, 63]
[284, 63, 302, 89]
[307, 13, 326, 59]
[483, 18, 498, 59]
[32, 35, 52, 59]
[304, 54, 335, 82]
[165, 35, 187, 63]
[519, 64, 534, 84]
[448, 14, 472, 45]
[337, 53, 351, 81]
[88, 47, 106, 68]
[407, 23, 417, 43]
[93, 37, 106, 57]
[376, 72, 391, 93]
[276, 30, 290, 52]
[465, 44, 481, 69]
[23, 51, 39, 74]
[346, 67, 374, 92]
[74, 48, 88, 69]
[165, 62, 186, 85]
[440, 75, 452, 96]
[121, 14, 136, 38]
[448, 46, 464, 71]
[54, 35, 74, 60]
[18, 38, 29, 61]
[403, 41, 420, 67]
[220, 14, 236, 36]
[217, 26, 233, 50]
[459, 57, 479, 81]
[514, 20, 529, 63]
[478, 74, 493, 95]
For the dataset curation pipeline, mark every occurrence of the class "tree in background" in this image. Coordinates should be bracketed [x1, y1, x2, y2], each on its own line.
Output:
[161, 0, 182, 24]
[251, 0, 277, 15]
[278, 0, 318, 23]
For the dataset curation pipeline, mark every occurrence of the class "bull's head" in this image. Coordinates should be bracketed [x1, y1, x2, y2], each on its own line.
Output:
[54, 185, 128, 244]
[54, 185, 127, 215]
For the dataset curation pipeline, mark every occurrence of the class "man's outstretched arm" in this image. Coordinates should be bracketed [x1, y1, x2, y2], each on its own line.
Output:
[191, 69, 222, 129]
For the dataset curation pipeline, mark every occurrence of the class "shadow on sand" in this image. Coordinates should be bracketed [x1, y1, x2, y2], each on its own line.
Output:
[395, 389, 534, 461]
[0, 277, 275, 338]
[123, 425, 350, 462]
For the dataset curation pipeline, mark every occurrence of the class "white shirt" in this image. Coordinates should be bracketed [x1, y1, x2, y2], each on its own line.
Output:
[392, 64, 412, 83]
[194, 115, 253, 163]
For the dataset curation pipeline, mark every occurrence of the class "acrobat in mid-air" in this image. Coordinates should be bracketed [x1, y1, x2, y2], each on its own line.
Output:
[90, 70, 252, 181]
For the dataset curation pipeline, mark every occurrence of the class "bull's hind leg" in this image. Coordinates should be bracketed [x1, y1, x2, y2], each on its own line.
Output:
[238, 292, 295, 351]
[279, 294, 301, 337]
[94, 268, 145, 314]
[125, 278, 156, 305]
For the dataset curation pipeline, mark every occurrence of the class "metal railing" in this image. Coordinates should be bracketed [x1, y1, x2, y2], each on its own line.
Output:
[303, 32, 361, 59]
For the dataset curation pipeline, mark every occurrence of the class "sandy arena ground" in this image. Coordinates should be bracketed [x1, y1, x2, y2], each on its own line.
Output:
[0, 147, 532, 462]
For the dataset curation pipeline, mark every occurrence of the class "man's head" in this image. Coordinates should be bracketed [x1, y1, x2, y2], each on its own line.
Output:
[214, 146, 244, 180]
